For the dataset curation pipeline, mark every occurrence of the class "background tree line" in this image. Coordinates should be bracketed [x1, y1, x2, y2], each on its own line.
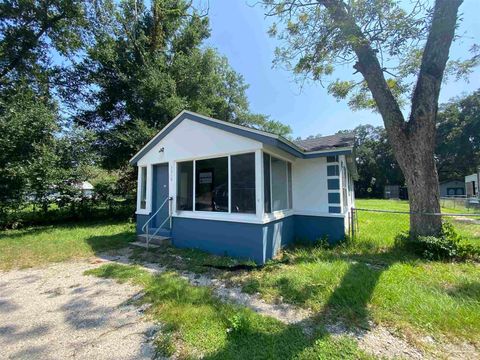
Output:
[0, 0, 291, 228]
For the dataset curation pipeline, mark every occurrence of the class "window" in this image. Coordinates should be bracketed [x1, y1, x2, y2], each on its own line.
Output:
[139, 166, 147, 209]
[231, 153, 256, 213]
[271, 157, 288, 211]
[263, 153, 271, 213]
[195, 157, 228, 212]
[263, 153, 291, 213]
[327, 165, 339, 176]
[177, 161, 193, 210]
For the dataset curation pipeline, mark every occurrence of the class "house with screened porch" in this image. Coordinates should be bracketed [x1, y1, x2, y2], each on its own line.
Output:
[130, 110, 357, 264]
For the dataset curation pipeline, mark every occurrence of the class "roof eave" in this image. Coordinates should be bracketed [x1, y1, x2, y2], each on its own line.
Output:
[129, 110, 355, 164]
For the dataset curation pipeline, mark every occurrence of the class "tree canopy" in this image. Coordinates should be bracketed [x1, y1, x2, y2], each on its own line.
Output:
[0, 0, 291, 222]
[436, 89, 480, 180]
[64, 0, 291, 168]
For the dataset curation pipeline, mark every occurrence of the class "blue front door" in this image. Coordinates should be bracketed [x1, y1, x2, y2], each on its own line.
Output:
[152, 163, 169, 229]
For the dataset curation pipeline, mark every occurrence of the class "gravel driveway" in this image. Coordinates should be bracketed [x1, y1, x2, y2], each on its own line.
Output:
[0, 259, 157, 360]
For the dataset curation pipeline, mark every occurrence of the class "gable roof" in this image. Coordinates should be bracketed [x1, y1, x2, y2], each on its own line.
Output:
[129, 110, 354, 164]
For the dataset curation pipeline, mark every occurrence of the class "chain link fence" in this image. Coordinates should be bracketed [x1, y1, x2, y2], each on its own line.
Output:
[350, 204, 480, 245]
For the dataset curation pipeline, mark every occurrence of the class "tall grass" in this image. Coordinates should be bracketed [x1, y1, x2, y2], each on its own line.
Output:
[235, 199, 480, 346]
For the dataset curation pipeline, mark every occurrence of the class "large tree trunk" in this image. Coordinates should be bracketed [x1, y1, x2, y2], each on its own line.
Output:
[394, 135, 442, 237]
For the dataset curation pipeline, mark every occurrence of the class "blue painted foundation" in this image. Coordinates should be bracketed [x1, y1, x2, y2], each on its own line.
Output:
[137, 213, 346, 264]
[294, 215, 345, 243]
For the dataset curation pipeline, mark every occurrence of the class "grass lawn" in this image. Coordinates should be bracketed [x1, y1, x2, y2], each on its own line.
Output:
[86, 263, 373, 359]
[233, 199, 480, 350]
[0, 220, 135, 270]
[354, 198, 480, 249]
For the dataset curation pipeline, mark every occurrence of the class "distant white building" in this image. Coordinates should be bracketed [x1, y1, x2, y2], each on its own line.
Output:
[465, 171, 479, 198]
[77, 181, 94, 198]
[439, 180, 465, 197]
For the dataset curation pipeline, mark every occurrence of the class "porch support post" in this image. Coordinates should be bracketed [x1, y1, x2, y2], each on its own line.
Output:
[255, 149, 264, 220]
[136, 166, 142, 211]
[146, 164, 153, 213]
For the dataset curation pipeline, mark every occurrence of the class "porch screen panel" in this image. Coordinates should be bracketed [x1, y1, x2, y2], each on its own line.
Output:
[271, 157, 288, 211]
[140, 166, 147, 209]
[231, 153, 255, 213]
[195, 157, 228, 212]
[177, 161, 193, 211]
[263, 153, 271, 213]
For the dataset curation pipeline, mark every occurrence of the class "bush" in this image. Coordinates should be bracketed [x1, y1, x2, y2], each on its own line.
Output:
[396, 222, 479, 261]
[0, 200, 135, 230]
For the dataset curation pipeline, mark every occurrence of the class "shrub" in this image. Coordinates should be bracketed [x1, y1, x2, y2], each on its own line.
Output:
[396, 222, 479, 261]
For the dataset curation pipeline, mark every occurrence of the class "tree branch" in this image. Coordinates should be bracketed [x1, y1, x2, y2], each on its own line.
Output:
[409, 0, 462, 126]
[317, 0, 406, 138]
[0, 12, 67, 80]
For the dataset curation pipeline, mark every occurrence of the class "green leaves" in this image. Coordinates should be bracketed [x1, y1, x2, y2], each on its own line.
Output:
[0, 0, 89, 85]
[72, 0, 291, 169]
[0, 83, 58, 211]
[436, 90, 480, 179]
[261, 0, 476, 112]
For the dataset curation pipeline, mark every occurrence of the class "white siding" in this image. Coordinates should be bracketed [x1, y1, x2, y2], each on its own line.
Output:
[292, 157, 330, 214]
[137, 118, 262, 166]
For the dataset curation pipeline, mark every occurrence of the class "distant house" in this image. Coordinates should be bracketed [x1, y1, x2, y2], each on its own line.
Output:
[384, 185, 408, 200]
[465, 170, 480, 198]
[77, 181, 94, 198]
[384, 185, 400, 199]
[439, 180, 465, 197]
[130, 110, 357, 264]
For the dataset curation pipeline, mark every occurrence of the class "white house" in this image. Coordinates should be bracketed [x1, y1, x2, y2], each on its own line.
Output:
[130, 110, 357, 264]
[465, 171, 479, 198]
[78, 181, 95, 198]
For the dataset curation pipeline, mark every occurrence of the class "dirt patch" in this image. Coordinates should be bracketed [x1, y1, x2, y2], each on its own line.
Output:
[452, 216, 480, 225]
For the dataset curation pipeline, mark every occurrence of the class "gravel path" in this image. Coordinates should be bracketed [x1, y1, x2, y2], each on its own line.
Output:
[0, 260, 157, 360]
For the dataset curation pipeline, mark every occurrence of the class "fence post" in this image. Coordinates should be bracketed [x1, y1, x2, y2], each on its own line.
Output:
[350, 207, 355, 241]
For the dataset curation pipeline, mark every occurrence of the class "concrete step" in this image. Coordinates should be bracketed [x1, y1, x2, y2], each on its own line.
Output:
[130, 241, 160, 249]
[137, 234, 171, 246]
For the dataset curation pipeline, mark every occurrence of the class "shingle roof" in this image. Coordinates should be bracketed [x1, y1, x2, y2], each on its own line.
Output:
[293, 133, 355, 152]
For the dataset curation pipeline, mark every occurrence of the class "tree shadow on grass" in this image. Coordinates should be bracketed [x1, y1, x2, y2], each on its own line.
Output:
[445, 281, 480, 300]
[204, 252, 394, 359]
[91, 240, 426, 358]
[85, 231, 135, 254]
[112, 243, 407, 358]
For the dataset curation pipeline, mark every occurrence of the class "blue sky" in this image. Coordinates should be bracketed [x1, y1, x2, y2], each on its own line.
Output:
[203, 0, 480, 139]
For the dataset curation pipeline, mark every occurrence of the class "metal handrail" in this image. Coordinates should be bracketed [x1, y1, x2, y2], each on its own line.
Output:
[142, 196, 173, 249]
